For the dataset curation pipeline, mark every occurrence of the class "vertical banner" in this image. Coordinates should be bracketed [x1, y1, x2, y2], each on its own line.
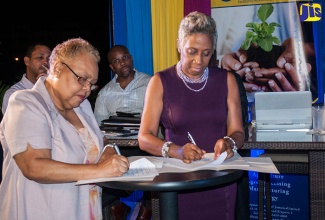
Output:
[211, 1, 321, 219]
[249, 150, 309, 219]
[212, 2, 316, 97]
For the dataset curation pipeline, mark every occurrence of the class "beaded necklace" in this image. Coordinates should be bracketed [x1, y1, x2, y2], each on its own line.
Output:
[176, 61, 209, 92]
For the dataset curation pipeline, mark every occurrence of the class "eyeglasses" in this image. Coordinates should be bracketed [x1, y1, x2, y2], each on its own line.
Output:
[62, 62, 96, 90]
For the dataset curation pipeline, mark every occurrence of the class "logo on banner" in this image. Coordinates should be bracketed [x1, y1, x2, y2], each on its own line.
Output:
[299, 3, 322, 22]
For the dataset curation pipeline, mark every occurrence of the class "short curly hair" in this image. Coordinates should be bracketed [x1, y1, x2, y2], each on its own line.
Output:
[178, 11, 217, 50]
[49, 38, 100, 69]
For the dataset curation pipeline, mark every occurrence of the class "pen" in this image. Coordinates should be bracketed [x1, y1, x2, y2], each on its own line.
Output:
[187, 132, 197, 145]
[98, 144, 121, 161]
[97, 145, 109, 163]
[113, 143, 121, 155]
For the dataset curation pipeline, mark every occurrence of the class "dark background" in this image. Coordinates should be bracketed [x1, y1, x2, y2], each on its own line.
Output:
[0, 1, 112, 89]
[0, 1, 115, 181]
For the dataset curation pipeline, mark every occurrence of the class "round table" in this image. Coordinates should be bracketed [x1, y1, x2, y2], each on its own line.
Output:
[98, 169, 244, 220]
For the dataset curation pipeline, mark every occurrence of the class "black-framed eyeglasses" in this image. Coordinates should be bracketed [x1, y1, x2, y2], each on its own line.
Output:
[62, 62, 96, 91]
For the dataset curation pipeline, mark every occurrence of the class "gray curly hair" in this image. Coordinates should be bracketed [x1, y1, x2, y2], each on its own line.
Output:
[178, 11, 217, 50]
[49, 38, 100, 73]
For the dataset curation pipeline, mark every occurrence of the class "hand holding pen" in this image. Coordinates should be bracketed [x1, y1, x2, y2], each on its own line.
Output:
[112, 143, 121, 155]
[187, 132, 197, 145]
[97, 143, 122, 163]
[187, 132, 206, 160]
[96, 143, 129, 176]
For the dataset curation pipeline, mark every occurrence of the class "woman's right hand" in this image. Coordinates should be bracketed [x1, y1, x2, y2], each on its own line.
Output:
[178, 143, 205, 164]
[97, 149, 129, 177]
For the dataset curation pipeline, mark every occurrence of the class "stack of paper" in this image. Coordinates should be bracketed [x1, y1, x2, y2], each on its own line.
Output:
[129, 152, 279, 174]
[76, 152, 279, 185]
[158, 151, 229, 172]
[100, 116, 141, 138]
[76, 158, 160, 185]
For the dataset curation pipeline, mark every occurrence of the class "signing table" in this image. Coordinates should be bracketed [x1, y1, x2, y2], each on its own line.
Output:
[98, 169, 244, 220]
[107, 137, 325, 220]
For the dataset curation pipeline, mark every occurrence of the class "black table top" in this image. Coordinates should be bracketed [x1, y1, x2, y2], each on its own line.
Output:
[97, 169, 244, 192]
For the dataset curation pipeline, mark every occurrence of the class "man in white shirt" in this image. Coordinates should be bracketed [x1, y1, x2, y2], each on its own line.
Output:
[2, 42, 51, 115]
[94, 45, 152, 219]
[94, 45, 151, 125]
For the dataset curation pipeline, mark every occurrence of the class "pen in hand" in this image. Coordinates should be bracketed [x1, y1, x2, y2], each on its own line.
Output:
[188, 132, 206, 160]
[113, 143, 121, 155]
[187, 132, 197, 145]
[97, 144, 121, 163]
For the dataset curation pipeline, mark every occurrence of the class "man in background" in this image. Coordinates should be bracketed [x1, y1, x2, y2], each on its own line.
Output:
[94, 45, 151, 125]
[2, 42, 51, 114]
[95, 45, 152, 220]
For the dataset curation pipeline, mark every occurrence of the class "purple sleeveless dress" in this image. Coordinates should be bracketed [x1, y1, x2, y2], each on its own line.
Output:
[157, 65, 237, 220]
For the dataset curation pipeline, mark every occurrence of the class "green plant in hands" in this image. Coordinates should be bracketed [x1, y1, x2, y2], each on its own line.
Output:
[241, 4, 281, 52]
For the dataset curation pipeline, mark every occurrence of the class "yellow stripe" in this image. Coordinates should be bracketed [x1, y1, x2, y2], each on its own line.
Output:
[151, 0, 183, 74]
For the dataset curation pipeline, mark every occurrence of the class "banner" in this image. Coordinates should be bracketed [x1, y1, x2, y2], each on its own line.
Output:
[211, 1, 319, 101]
[212, 0, 312, 8]
[249, 150, 309, 219]
[211, 2, 321, 219]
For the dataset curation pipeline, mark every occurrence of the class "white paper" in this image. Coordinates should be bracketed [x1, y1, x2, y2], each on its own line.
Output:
[159, 151, 228, 171]
[239, 157, 279, 173]
[76, 158, 159, 185]
[157, 152, 279, 174]
[76, 152, 279, 185]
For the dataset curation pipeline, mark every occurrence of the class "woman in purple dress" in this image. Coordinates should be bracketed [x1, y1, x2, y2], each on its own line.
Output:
[138, 11, 245, 220]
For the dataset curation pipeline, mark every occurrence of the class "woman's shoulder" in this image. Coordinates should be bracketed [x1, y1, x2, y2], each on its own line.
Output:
[11, 89, 38, 102]
[208, 65, 227, 74]
[6, 89, 51, 117]
[155, 65, 177, 83]
[156, 65, 176, 75]
[208, 66, 228, 82]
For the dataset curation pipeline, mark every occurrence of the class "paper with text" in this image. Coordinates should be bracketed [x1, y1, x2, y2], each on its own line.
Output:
[76, 158, 159, 185]
[159, 151, 228, 171]
[76, 152, 279, 185]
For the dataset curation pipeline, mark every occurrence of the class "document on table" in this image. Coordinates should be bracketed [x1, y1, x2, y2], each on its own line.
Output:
[76, 158, 162, 185]
[234, 157, 280, 174]
[158, 151, 228, 172]
[141, 152, 279, 174]
[76, 152, 279, 185]
[157, 151, 247, 173]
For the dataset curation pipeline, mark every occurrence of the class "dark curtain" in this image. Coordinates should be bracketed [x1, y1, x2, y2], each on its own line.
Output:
[184, 0, 211, 16]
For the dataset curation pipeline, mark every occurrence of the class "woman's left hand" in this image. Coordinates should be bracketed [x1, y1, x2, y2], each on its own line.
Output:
[213, 138, 235, 160]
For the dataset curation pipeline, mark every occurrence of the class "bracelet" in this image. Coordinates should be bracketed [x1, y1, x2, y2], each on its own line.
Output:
[223, 136, 237, 152]
[161, 141, 173, 158]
